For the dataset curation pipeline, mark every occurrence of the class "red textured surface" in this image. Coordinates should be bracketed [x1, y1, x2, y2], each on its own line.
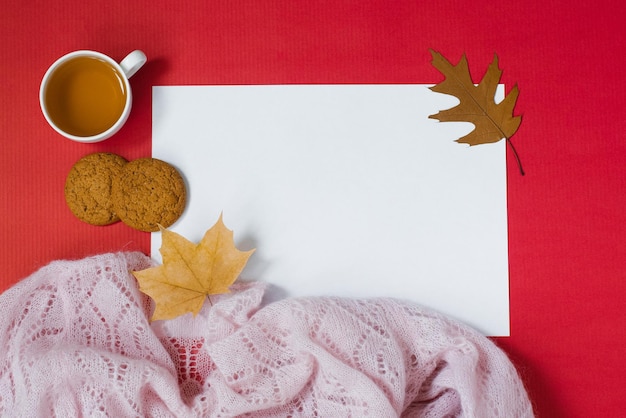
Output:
[1, 1, 625, 416]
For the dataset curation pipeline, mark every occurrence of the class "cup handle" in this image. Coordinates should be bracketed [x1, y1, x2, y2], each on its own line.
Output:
[119, 50, 147, 79]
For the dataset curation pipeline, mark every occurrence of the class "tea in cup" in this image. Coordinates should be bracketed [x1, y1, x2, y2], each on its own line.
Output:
[40, 50, 146, 143]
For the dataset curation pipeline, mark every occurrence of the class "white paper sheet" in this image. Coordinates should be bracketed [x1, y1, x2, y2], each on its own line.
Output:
[151, 84, 509, 336]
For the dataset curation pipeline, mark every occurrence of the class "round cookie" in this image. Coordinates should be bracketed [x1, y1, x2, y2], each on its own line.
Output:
[111, 158, 186, 232]
[64, 152, 128, 225]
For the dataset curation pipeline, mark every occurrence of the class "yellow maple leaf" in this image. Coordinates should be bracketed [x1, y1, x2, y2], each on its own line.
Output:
[132, 215, 254, 321]
[429, 49, 524, 174]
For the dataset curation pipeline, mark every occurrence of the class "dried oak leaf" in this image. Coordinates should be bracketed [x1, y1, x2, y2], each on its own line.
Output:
[133, 215, 254, 321]
[429, 49, 521, 146]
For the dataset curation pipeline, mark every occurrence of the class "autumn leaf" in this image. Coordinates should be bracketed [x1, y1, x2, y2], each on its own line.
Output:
[428, 49, 524, 174]
[132, 215, 254, 321]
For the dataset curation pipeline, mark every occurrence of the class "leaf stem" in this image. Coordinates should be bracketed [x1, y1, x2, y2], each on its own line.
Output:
[506, 137, 525, 176]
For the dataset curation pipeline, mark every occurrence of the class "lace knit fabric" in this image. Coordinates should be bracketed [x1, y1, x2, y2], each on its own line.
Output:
[0, 252, 533, 417]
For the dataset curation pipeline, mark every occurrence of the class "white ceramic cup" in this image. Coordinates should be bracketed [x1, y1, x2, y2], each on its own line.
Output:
[40, 50, 147, 143]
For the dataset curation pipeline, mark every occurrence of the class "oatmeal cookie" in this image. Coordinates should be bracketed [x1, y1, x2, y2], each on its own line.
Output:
[64, 152, 128, 225]
[111, 158, 186, 232]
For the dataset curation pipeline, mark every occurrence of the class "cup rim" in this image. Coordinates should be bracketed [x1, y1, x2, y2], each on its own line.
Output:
[39, 50, 133, 143]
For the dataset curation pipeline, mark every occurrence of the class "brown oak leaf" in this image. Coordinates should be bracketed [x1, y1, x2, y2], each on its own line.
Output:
[133, 215, 254, 321]
[429, 49, 524, 174]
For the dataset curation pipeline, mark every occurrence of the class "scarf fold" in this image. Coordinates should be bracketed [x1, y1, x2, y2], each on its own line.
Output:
[0, 252, 532, 417]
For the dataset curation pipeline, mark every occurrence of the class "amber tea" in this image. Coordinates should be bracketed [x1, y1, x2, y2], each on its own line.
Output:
[44, 56, 128, 137]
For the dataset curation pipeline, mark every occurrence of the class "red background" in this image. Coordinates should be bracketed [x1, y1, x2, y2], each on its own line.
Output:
[2, 1, 625, 416]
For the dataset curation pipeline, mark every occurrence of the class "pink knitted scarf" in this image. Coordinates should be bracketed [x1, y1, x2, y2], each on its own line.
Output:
[0, 252, 532, 416]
